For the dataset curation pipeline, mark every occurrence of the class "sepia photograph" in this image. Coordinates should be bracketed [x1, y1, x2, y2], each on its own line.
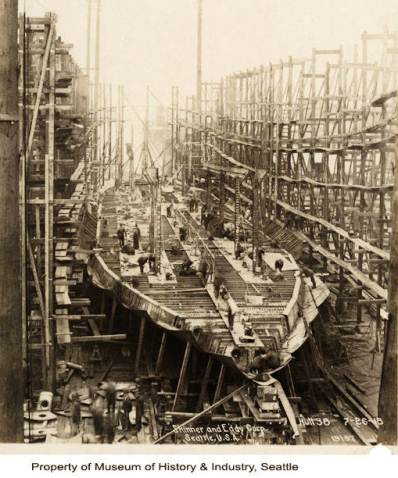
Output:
[0, 0, 397, 452]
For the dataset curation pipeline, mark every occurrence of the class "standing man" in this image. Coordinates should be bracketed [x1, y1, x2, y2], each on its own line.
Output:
[90, 391, 105, 441]
[200, 204, 208, 225]
[132, 223, 141, 250]
[117, 225, 126, 248]
[99, 380, 117, 415]
[135, 389, 144, 432]
[213, 272, 225, 299]
[121, 390, 134, 432]
[227, 296, 238, 330]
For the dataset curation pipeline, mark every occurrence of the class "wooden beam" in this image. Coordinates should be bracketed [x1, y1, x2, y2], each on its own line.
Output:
[212, 364, 225, 404]
[0, 0, 24, 442]
[71, 334, 127, 343]
[155, 382, 248, 444]
[26, 20, 54, 158]
[52, 314, 106, 321]
[155, 332, 167, 375]
[134, 316, 146, 375]
[27, 236, 50, 381]
[172, 342, 192, 412]
[196, 356, 213, 411]
[274, 380, 303, 442]
[108, 296, 117, 334]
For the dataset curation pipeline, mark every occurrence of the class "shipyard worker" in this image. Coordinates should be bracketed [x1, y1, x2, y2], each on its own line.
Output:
[132, 224, 141, 250]
[117, 225, 126, 248]
[258, 248, 265, 266]
[213, 272, 225, 299]
[214, 221, 226, 238]
[197, 257, 209, 285]
[227, 296, 238, 329]
[99, 380, 117, 415]
[249, 350, 281, 374]
[223, 224, 234, 240]
[91, 392, 105, 439]
[270, 258, 284, 281]
[103, 413, 116, 444]
[166, 202, 173, 218]
[301, 265, 317, 288]
[180, 258, 195, 276]
[138, 254, 149, 274]
[121, 391, 134, 432]
[203, 211, 212, 230]
[70, 392, 81, 436]
[135, 390, 144, 432]
[219, 283, 228, 301]
[179, 226, 187, 242]
[235, 242, 244, 260]
[149, 223, 154, 246]
[181, 258, 193, 271]
[148, 253, 156, 272]
[200, 204, 208, 225]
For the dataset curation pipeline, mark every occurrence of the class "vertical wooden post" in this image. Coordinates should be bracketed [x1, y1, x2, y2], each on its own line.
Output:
[108, 296, 117, 334]
[0, 0, 24, 442]
[19, 14, 27, 369]
[196, 0, 202, 114]
[134, 315, 146, 375]
[155, 332, 167, 375]
[234, 176, 241, 252]
[119, 85, 124, 183]
[196, 356, 213, 411]
[171, 87, 175, 179]
[212, 363, 225, 404]
[143, 85, 149, 173]
[300, 347, 318, 411]
[93, 0, 101, 189]
[219, 171, 225, 224]
[172, 342, 192, 411]
[379, 137, 398, 444]
[108, 83, 112, 180]
[45, 14, 56, 390]
[128, 310, 134, 335]
[85, 0, 92, 191]
[102, 83, 106, 186]
[129, 123, 134, 190]
[86, 0, 92, 79]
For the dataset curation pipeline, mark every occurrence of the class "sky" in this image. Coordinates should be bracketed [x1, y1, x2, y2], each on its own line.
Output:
[20, 0, 398, 147]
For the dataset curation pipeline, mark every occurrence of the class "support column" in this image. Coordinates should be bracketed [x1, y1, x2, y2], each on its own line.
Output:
[45, 14, 56, 391]
[379, 136, 398, 443]
[155, 332, 167, 375]
[172, 342, 192, 411]
[0, 0, 24, 442]
[196, 355, 213, 411]
[213, 364, 225, 404]
[219, 172, 225, 224]
[134, 315, 146, 375]
[108, 296, 117, 334]
[108, 84, 112, 180]
[234, 176, 241, 252]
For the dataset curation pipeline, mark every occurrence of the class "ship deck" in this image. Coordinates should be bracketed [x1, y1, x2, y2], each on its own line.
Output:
[94, 185, 328, 378]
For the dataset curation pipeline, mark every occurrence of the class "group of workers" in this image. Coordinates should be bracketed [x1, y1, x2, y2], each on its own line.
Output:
[70, 379, 146, 443]
[117, 223, 141, 251]
[137, 252, 157, 274]
[116, 221, 159, 275]
[188, 196, 200, 212]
